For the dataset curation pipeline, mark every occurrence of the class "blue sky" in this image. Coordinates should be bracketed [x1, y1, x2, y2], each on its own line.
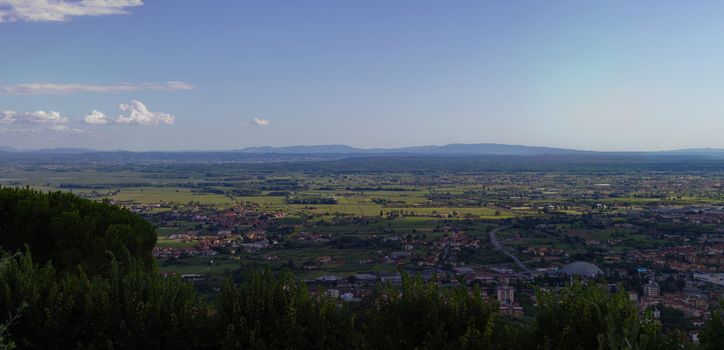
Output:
[2, 0, 724, 151]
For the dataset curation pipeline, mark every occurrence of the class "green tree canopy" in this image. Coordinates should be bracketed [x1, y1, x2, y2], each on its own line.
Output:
[0, 187, 156, 275]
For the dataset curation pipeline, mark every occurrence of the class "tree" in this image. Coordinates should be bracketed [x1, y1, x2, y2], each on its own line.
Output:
[0, 250, 210, 349]
[700, 302, 724, 350]
[0, 187, 156, 275]
[533, 282, 677, 350]
[216, 269, 359, 349]
[362, 273, 525, 349]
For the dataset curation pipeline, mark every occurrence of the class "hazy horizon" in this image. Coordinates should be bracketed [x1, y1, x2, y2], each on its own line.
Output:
[4, 141, 724, 154]
[3, 1, 724, 151]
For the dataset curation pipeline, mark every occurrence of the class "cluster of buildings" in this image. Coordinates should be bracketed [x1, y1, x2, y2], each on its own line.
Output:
[302, 264, 532, 317]
[628, 243, 724, 272]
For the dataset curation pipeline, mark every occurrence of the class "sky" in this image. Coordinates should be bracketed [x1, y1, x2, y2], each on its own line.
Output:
[2, 0, 724, 151]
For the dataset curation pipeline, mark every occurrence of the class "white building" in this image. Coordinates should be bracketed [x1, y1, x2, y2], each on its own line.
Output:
[643, 281, 660, 298]
[497, 286, 515, 304]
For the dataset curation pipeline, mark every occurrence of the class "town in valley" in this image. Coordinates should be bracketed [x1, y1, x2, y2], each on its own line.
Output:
[2, 152, 723, 340]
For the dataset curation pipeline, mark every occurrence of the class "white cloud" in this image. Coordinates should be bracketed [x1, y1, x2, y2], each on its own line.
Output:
[0, 125, 86, 134]
[83, 110, 109, 124]
[115, 100, 174, 125]
[0, 110, 68, 124]
[0, 127, 43, 134]
[252, 118, 270, 127]
[48, 124, 85, 133]
[0, 111, 16, 124]
[160, 81, 194, 91]
[27, 110, 69, 124]
[0, 81, 194, 95]
[0, 0, 143, 23]
[0, 108, 91, 135]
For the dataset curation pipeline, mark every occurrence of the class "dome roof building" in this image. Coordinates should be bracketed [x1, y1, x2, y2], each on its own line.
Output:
[558, 261, 603, 278]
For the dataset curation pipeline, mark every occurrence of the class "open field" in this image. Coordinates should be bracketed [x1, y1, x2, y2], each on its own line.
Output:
[4, 160, 724, 290]
[109, 188, 234, 205]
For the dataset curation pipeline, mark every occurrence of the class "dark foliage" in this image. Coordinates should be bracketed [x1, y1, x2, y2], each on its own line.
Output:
[0, 189, 718, 349]
[0, 187, 156, 275]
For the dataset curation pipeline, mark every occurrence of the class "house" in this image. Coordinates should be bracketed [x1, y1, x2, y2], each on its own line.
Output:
[497, 286, 515, 304]
[326, 289, 340, 298]
[316, 275, 341, 283]
[452, 266, 475, 275]
[499, 304, 524, 317]
[643, 281, 660, 297]
[354, 273, 377, 283]
[380, 272, 402, 284]
[181, 273, 205, 282]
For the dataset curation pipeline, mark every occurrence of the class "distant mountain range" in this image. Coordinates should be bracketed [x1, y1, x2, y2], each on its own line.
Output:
[0, 146, 98, 154]
[3, 143, 724, 157]
[239, 143, 594, 156]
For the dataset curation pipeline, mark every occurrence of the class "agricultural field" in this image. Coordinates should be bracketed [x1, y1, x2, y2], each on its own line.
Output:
[3, 161, 724, 285]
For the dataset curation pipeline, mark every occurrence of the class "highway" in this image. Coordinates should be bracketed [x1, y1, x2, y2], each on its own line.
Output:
[488, 226, 532, 274]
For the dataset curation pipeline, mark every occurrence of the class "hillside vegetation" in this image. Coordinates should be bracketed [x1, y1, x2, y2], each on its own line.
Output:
[0, 188, 722, 349]
[0, 187, 156, 275]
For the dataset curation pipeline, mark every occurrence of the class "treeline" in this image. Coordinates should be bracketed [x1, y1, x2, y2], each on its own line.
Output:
[58, 182, 152, 189]
[0, 252, 208, 349]
[1, 188, 724, 349]
[286, 197, 337, 205]
[346, 186, 411, 191]
[3, 250, 719, 350]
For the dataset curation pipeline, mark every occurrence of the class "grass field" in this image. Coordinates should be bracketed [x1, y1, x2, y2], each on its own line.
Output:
[159, 262, 241, 275]
[5, 165, 721, 283]
[107, 188, 234, 205]
[156, 238, 197, 249]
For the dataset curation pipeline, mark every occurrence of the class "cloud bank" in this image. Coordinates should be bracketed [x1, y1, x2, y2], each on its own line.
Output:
[48, 125, 85, 133]
[0, 81, 194, 95]
[0, 110, 69, 124]
[0, 0, 143, 23]
[82, 101, 174, 125]
[1, 99, 174, 136]
[0, 110, 83, 134]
